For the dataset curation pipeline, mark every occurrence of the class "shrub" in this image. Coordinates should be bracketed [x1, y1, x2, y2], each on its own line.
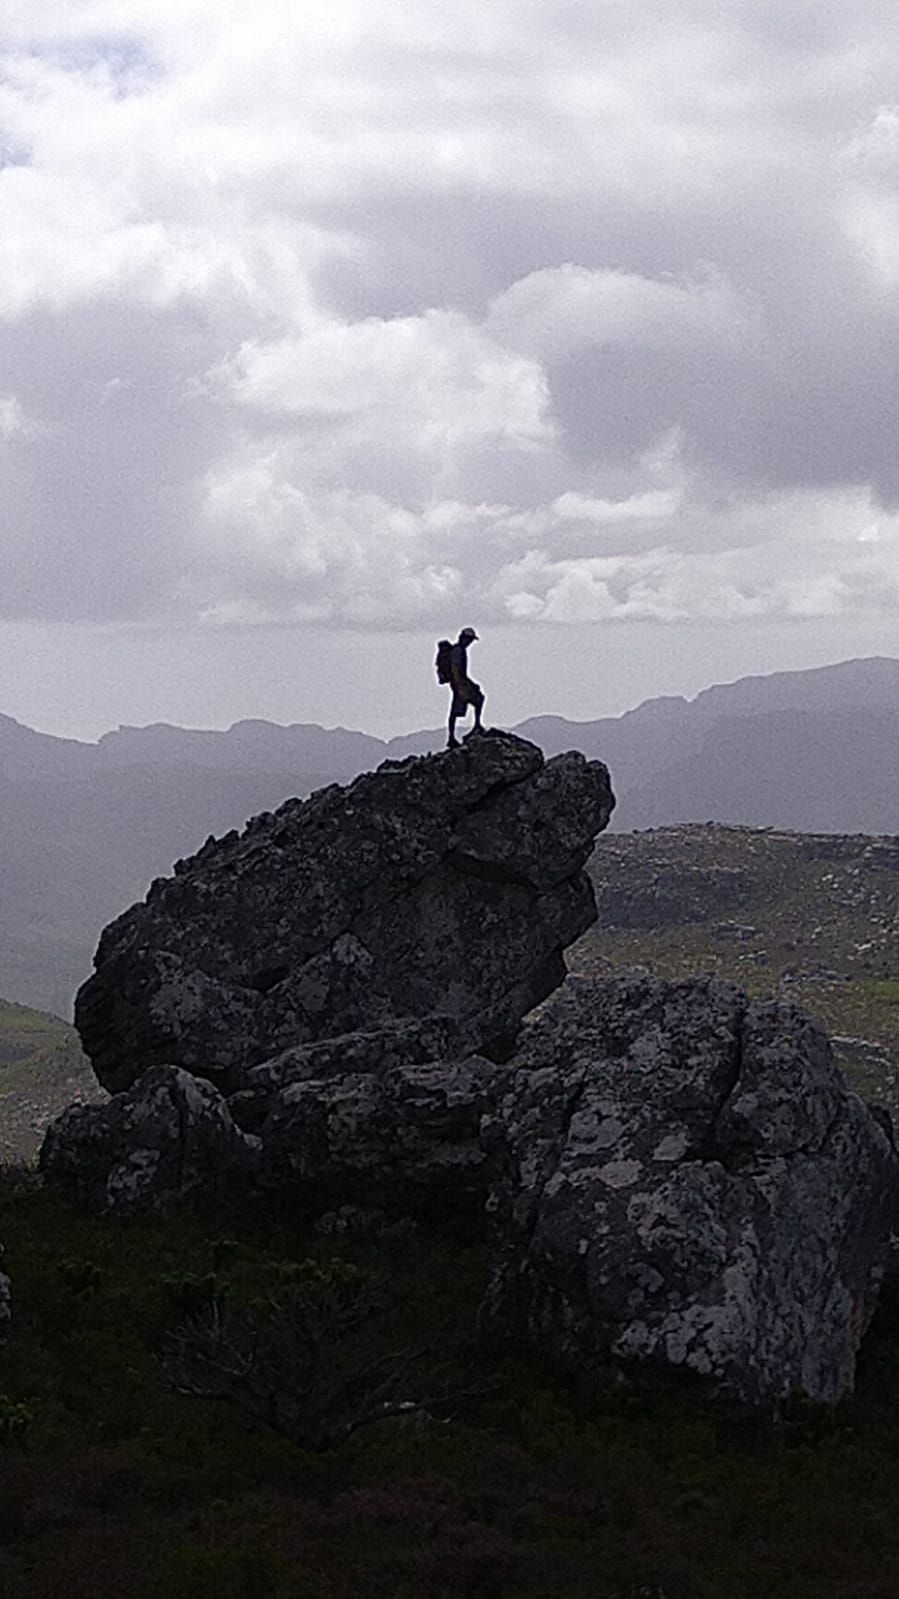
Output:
[57, 1256, 103, 1297]
[159, 1259, 418, 1450]
[0, 1393, 35, 1447]
[159, 1272, 225, 1318]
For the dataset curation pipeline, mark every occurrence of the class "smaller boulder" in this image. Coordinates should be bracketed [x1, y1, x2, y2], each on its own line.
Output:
[39, 1065, 260, 1214]
[228, 1016, 458, 1132]
[259, 1054, 511, 1197]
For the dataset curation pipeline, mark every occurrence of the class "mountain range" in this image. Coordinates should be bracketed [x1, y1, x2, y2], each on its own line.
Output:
[2, 653, 897, 1018]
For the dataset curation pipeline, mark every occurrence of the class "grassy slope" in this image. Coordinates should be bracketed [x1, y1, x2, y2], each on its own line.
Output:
[0, 1000, 72, 1070]
[0, 1001, 104, 1165]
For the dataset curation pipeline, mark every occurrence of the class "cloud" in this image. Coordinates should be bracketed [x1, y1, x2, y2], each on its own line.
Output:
[221, 310, 551, 447]
[487, 264, 758, 362]
[493, 488, 899, 626]
[197, 432, 899, 630]
[0, 393, 38, 439]
[200, 464, 466, 626]
[2, 0, 899, 637]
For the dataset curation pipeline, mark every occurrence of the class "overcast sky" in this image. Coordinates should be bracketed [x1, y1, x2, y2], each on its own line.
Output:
[2, 0, 898, 740]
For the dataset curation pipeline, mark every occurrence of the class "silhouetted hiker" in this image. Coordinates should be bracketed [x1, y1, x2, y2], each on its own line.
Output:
[435, 627, 485, 748]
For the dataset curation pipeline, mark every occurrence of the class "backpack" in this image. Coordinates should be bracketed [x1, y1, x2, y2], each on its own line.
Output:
[435, 639, 454, 684]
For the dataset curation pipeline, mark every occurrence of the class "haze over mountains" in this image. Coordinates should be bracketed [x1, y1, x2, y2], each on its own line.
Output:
[2, 655, 897, 1019]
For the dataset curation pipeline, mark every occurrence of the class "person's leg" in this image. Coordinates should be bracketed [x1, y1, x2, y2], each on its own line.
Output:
[447, 708, 459, 747]
[472, 686, 485, 730]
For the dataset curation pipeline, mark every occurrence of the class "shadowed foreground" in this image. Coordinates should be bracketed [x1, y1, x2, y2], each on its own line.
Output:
[3, 1170, 899, 1599]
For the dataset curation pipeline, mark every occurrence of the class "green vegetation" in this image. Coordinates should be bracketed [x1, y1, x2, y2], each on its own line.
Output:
[0, 1171, 899, 1597]
[0, 1000, 72, 1073]
[0, 1000, 101, 1166]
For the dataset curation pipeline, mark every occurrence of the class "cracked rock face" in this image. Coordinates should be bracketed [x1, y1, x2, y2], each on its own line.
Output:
[482, 972, 899, 1407]
[38, 1065, 261, 1214]
[75, 732, 614, 1095]
[40, 1043, 512, 1216]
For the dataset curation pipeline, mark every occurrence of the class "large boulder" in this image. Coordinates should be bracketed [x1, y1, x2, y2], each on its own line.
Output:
[39, 1064, 261, 1214]
[49, 726, 898, 1407]
[75, 732, 614, 1094]
[482, 972, 899, 1408]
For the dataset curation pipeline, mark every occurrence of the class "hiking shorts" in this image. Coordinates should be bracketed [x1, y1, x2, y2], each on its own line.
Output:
[451, 678, 483, 717]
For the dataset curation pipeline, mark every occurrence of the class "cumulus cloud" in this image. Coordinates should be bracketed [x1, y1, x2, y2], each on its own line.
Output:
[0, 393, 38, 439]
[221, 310, 551, 447]
[2, 0, 899, 638]
[493, 489, 899, 626]
[487, 264, 758, 362]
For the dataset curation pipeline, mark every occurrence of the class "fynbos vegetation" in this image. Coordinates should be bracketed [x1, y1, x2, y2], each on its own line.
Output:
[3, 1169, 899, 1598]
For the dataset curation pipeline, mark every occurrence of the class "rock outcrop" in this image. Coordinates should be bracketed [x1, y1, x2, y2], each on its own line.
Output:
[482, 972, 899, 1407]
[228, 1016, 464, 1133]
[45, 966, 899, 1405]
[75, 732, 615, 1095]
[39, 1065, 260, 1214]
[41, 735, 899, 1408]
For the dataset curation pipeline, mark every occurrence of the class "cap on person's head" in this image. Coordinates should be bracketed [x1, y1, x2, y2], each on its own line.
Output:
[460, 626, 479, 641]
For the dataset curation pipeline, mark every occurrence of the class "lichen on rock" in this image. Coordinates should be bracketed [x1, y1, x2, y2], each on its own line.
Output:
[39, 1064, 260, 1213]
[482, 971, 899, 1407]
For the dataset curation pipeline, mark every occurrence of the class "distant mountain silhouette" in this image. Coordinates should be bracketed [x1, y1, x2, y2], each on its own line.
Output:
[1, 655, 897, 1017]
[96, 718, 385, 776]
[623, 705, 899, 834]
[515, 656, 899, 801]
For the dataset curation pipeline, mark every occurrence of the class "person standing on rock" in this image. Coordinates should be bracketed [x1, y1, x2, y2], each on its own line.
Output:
[437, 626, 485, 748]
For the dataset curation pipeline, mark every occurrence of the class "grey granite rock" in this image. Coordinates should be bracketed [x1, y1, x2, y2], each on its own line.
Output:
[39, 1064, 260, 1213]
[482, 972, 899, 1407]
[228, 1016, 459, 1132]
[258, 1054, 511, 1195]
[75, 732, 614, 1094]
